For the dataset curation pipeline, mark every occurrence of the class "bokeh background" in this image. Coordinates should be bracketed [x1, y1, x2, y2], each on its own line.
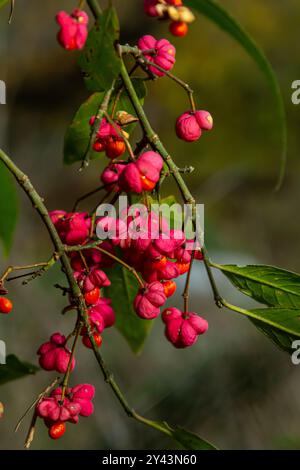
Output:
[0, 0, 300, 450]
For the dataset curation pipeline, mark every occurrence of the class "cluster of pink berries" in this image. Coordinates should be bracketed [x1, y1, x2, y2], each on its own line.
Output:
[89, 117, 127, 159]
[37, 384, 95, 439]
[56, 9, 89, 51]
[144, 0, 195, 37]
[100, 148, 164, 194]
[44, 2, 212, 442]
[48, 203, 208, 350]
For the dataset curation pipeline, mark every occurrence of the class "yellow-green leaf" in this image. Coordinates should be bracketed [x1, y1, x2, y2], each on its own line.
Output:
[186, 0, 287, 189]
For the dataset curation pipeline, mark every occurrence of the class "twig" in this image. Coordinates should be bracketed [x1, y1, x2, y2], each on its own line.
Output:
[72, 183, 114, 212]
[15, 377, 60, 433]
[60, 321, 83, 402]
[111, 63, 139, 118]
[8, 0, 14, 24]
[24, 412, 37, 449]
[86, 0, 102, 18]
[120, 44, 196, 111]
[182, 250, 195, 312]
[65, 244, 145, 288]
[0, 256, 59, 285]
[80, 83, 115, 170]
[119, 58, 223, 306]
[104, 111, 136, 161]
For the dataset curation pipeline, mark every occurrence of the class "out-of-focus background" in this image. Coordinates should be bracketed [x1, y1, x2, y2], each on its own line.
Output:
[0, 0, 300, 450]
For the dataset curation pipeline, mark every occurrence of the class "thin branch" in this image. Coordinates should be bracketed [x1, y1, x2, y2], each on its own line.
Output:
[61, 321, 83, 402]
[0, 255, 59, 285]
[104, 110, 136, 161]
[15, 377, 60, 433]
[80, 83, 115, 170]
[86, 0, 102, 18]
[111, 63, 139, 118]
[182, 250, 195, 312]
[119, 59, 223, 306]
[65, 244, 145, 288]
[8, 0, 14, 24]
[24, 412, 37, 449]
[72, 183, 114, 212]
[134, 135, 148, 156]
[120, 44, 196, 111]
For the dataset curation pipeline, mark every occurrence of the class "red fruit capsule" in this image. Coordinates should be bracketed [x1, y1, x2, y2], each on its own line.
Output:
[176, 262, 191, 275]
[105, 140, 126, 159]
[0, 401, 4, 419]
[93, 141, 105, 153]
[169, 21, 188, 37]
[0, 297, 13, 314]
[152, 256, 167, 270]
[82, 332, 103, 349]
[162, 280, 177, 298]
[170, 0, 183, 5]
[84, 287, 100, 305]
[49, 421, 66, 440]
[140, 175, 156, 192]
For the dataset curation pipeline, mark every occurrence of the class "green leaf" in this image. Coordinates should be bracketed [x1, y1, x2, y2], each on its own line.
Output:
[0, 0, 10, 10]
[104, 264, 153, 354]
[212, 264, 300, 308]
[186, 0, 287, 189]
[63, 92, 105, 165]
[171, 426, 218, 450]
[147, 420, 218, 450]
[0, 355, 39, 385]
[247, 307, 300, 338]
[78, 7, 121, 92]
[0, 162, 18, 255]
[249, 318, 297, 354]
[241, 307, 300, 354]
[63, 79, 146, 165]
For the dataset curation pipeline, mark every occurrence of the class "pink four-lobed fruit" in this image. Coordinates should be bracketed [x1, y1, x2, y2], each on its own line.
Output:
[119, 151, 164, 193]
[37, 384, 95, 429]
[56, 9, 89, 51]
[134, 282, 167, 319]
[138, 35, 176, 77]
[37, 333, 75, 374]
[162, 308, 208, 348]
[176, 110, 213, 142]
